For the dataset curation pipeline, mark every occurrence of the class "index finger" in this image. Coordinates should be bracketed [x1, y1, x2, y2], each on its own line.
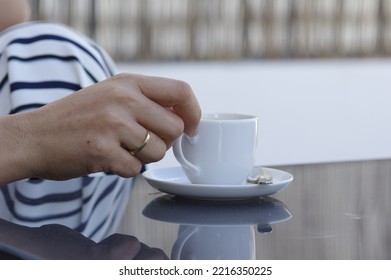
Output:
[132, 74, 202, 136]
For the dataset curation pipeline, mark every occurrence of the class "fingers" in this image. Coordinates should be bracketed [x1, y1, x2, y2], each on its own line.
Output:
[104, 130, 166, 177]
[116, 120, 167, 164]
[107, 73, 201, 169]
[98, 234, 168, 260]
[130, 74, 202, 137]
[103, 146, 143, 178]
[133, 243, 169, 260]
[127, 92, 185, 148]
[98, 234, 141, 259]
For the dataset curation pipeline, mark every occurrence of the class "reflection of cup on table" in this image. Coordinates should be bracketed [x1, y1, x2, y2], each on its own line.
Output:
[173, 113, 258, 185]
[142, 195, 292, 260]
[172, 225, 254, 260]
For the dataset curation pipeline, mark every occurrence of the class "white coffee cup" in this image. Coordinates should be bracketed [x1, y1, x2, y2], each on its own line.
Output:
[173, 113, 258, 185]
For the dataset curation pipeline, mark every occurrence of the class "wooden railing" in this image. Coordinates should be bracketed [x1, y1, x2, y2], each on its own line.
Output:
[30, 0, 391, 61]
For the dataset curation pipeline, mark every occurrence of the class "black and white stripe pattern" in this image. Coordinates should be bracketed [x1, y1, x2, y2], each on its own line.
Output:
[0, 22, 132, 242]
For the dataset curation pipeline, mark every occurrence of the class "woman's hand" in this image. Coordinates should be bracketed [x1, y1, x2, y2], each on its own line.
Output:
[0, 73, 201, 183]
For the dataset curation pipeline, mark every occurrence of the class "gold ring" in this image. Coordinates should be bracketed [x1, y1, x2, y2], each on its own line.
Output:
[130, 130, 151, 156]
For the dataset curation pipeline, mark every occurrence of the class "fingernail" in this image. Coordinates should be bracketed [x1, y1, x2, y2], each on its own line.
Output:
[185, 134, 198, 144]
[189, 126, 199, 137]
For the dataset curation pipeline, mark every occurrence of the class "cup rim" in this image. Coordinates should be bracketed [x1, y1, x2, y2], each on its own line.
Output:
[201, 112, 258, 121]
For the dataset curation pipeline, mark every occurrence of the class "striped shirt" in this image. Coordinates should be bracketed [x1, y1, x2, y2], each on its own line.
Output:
[0, 22, 133, 242]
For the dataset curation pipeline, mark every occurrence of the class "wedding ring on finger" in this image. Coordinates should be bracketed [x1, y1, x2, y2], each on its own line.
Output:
[130, 130, 151, 156]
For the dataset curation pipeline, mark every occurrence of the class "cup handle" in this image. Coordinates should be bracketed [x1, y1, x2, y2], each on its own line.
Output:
[173, 134, 200, 176]
[171, 225, 199, 260]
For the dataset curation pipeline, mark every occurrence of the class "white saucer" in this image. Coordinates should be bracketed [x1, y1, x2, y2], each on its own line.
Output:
[142, 166, 293, 200]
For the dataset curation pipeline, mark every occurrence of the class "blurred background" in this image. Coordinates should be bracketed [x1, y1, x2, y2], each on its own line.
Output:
[30, 0, 391, 62]
[28, 0, 391, 168]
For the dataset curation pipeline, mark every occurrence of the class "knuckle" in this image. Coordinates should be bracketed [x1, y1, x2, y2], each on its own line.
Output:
[112, 72, 133, 81]
[152, 141, 167, 161]
[154, 142, 167, 161]
[167, 118, 185, 139]
[145, 139, 166, 163]
[175, 80, 193, 97]
[106, 73, 138, 101]
[111, 73, 141, 90]
[107, 112, 128, 131]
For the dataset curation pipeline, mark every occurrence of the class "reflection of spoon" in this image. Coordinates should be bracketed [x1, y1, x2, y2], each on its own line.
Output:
[247, 169, 273, 184]
[257, 224, 273, 234]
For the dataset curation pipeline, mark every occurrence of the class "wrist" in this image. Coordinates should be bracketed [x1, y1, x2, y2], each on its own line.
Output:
[0, 113, 38, 184]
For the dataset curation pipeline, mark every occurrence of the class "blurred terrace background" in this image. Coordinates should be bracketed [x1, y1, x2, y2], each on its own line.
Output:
[29, 0, 391, 62]
[27, 0, 391, 169]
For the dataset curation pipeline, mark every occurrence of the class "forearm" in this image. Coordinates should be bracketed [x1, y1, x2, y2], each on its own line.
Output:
[0, 113, 35, 185]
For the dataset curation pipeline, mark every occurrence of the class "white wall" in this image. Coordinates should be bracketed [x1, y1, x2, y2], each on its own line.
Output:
[118, 59, 391, 168]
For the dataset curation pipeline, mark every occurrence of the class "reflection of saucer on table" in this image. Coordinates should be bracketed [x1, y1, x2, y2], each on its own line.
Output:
[142, 166, 293, 200]
[142, 195, 292, 260]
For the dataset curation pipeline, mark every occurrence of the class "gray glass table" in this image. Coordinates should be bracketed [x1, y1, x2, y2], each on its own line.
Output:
[117, 159, 391, 260]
